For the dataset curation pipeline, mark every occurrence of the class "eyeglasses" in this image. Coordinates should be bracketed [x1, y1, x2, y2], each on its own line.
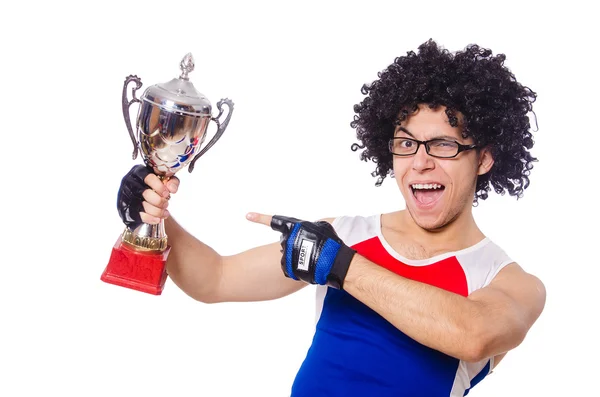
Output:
[388, 137, 477, 159]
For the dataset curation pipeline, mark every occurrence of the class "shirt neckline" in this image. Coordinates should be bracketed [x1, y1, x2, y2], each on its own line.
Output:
[373, 214, 490, 266]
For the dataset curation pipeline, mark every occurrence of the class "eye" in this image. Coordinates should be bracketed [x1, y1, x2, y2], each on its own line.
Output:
[399, 139, 413, 148]
[390, 138, 418, 155]
[431, 140, 455, 148]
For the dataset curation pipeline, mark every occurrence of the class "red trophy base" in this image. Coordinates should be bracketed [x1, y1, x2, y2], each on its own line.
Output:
[101, 236, 171, 295]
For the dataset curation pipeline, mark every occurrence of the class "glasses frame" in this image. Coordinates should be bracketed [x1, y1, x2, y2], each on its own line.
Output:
[388, 137, 478, 159]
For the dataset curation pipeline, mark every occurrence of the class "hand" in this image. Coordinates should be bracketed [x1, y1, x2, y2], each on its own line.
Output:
[116, 165, 180, 230]
[246, 212, 356, 289]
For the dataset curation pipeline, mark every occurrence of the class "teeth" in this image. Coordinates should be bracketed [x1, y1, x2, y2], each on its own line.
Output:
[411, 183, 443, 189]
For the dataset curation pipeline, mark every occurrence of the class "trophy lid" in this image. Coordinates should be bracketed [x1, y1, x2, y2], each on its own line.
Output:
[141, 53, 212, 117]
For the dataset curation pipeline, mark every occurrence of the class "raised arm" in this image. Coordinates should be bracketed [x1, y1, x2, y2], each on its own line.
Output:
[115, 165, 306, 304]
[164, 216, 306, 303]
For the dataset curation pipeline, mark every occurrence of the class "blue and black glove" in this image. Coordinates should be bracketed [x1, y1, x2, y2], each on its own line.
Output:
[270, 215, 356, 289]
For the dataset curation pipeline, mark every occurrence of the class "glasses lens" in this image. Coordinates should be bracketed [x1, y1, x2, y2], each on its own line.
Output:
[427, 140, 459, 158]
[391, 138, 418, 155]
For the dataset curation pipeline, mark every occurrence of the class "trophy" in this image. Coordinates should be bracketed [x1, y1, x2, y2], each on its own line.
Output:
[101, 53, 234, 295]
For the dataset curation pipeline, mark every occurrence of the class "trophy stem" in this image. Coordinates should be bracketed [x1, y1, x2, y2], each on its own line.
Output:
[121, 221, 168, 253]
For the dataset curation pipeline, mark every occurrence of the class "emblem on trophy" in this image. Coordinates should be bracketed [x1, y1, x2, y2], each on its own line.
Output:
[101, 53, 234, 295]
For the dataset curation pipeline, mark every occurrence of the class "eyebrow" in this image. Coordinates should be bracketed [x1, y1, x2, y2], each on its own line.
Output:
[396, 127, 414, 137]
[395, 127, 458, 141]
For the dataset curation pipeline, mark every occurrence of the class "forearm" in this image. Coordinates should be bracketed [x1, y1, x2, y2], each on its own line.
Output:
[343, 255, 490, 362]
[164, 216, 223, 302]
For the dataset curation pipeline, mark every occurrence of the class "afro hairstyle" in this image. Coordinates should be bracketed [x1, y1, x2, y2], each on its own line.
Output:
[350, 39, 538, 202]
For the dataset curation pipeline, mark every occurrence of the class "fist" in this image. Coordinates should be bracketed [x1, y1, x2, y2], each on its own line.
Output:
[116, 165, 180, 230]
[270, 215, 356, 289]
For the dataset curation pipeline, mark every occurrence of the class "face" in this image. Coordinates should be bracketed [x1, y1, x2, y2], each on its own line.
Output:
[392, 105, 494, 231]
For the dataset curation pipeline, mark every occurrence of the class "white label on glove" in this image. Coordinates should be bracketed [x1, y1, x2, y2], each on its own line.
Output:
[297, 239, 315, 272]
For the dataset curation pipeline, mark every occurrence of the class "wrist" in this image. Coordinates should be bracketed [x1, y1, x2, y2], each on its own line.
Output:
[339, 253, 369, 290]
[326, 244, 357, 289]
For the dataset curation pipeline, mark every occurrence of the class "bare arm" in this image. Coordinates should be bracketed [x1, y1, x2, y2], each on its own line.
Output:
[164, 216, 306, 303]
[243, 212, 545, 363]
[137, 174, 307, 304]
[343, 256, 546, 362]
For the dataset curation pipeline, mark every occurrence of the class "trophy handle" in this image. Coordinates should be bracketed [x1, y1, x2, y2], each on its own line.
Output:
[122, 75, 143, 160]
[188, 98, 234, 172]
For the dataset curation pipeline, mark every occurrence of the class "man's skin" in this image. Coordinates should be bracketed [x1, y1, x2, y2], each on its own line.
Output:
[138, 104, 546, 368]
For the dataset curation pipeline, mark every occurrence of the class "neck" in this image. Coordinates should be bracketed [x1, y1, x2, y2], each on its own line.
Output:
[399, 206, 483, 250]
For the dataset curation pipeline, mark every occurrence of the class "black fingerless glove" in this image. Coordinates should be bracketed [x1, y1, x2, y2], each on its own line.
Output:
[270, 215, 356, 289]
[116, 164, 153, 230]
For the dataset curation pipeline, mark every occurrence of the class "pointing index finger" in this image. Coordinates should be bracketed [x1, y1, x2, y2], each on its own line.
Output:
[246, 212, 273, 227]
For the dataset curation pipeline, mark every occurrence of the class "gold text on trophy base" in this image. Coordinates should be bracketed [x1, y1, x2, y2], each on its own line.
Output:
[121, 228, 168, 252]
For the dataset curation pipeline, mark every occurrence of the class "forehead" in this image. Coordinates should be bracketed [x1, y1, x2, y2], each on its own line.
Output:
[395, 105, 463, 139]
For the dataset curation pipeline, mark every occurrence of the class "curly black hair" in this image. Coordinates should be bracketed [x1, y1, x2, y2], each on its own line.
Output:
[350, 39, 538, 202]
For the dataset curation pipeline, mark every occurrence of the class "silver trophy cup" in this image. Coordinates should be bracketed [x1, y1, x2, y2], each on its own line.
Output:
[121, 53, 234, 252]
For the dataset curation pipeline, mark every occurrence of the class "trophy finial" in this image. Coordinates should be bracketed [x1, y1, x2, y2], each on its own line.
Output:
[179, 53, 195, 80]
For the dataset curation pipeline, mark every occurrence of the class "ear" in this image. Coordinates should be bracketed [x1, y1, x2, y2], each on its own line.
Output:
[477, 147, 494, 175]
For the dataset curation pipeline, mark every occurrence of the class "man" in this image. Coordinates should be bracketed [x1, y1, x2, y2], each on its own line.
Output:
[116, 39, 546, 396]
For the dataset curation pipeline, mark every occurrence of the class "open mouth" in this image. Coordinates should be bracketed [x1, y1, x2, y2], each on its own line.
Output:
[410, 183, 446, 206]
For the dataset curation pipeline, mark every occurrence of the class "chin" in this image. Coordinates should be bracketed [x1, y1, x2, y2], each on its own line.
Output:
[401, 185, 449, 230]
[407, 207, 450, 231]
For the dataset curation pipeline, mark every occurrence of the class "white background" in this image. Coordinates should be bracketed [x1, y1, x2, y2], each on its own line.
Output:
[1, 0, 597, 396]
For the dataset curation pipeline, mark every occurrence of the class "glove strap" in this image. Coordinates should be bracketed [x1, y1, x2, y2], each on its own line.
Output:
[326, 244, 356, 289]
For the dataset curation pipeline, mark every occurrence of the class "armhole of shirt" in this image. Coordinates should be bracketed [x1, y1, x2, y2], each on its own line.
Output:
[484, 255, 515, 286]
[459, 240, 515, 293]
[331, 215, 355, 242]
[331, 215, 344, 231]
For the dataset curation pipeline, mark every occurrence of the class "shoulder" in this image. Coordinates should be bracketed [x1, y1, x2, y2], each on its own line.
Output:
[318, 217, 336, 224]
[492, 262, 546, 296]
[317, 211, 401, 227]
[317, 214, 377, 229]
[477, 258, 546, 320]
[484, 262, 547, 326]
[457, 238, 516, 290]
[317, 214, 380, 246]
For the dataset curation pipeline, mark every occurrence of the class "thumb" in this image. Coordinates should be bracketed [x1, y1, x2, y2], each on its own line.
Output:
[165, 176, 180, 193]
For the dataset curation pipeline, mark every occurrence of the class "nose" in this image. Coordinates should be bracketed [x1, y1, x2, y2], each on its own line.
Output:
[412, 144, 435, 172]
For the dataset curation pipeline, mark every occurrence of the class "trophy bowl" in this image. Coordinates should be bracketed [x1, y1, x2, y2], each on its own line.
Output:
[101, 53, 234, 295]
[125, 53, 233, 177]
